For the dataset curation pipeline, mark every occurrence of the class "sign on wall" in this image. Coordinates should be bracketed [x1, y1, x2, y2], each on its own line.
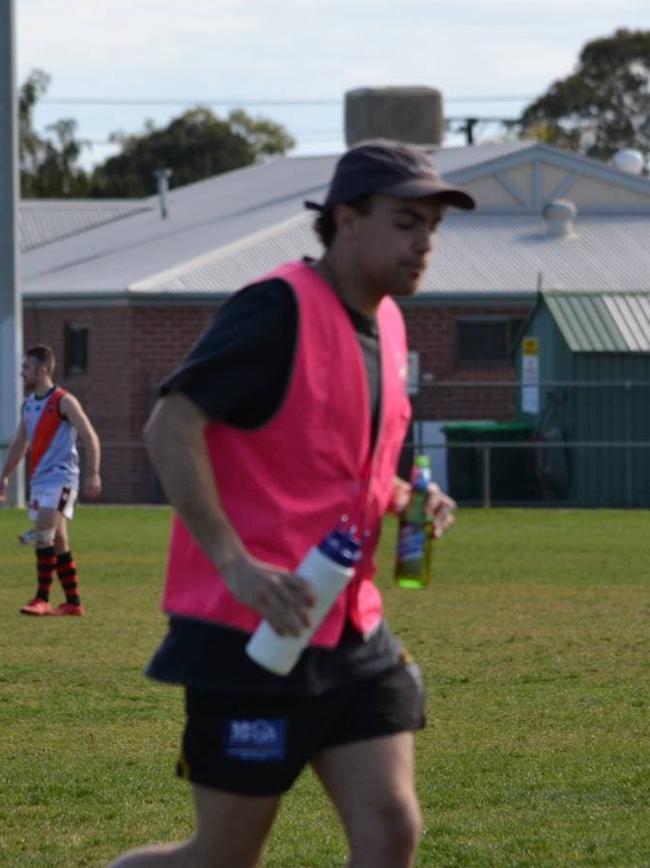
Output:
[407, 351, 420, 396]
[521, 337, 540, 415]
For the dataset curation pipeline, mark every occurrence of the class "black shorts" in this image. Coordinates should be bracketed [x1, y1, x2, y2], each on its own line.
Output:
[177, 660, 426, 796]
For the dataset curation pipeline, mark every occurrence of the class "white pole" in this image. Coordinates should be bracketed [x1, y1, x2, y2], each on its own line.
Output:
[0, 0, 25, 507]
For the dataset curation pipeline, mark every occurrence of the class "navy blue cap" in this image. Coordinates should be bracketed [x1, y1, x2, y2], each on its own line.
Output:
[305, 139, 476, 213]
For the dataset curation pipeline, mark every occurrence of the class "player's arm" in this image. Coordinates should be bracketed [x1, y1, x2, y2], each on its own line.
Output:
[0, 419, 29, 501]
[144, 392, 314, 636]
[60, 394, 102, 500]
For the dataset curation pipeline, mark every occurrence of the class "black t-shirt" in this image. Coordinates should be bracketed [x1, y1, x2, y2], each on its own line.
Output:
[147, 272, 402, 695]
[160, 276, 383, 440]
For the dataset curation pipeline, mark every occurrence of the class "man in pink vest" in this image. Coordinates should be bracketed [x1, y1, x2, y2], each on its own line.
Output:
[110, 140, 475, 868]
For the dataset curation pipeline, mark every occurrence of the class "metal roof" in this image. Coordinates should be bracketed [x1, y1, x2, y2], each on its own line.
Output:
[19, 142, 531, 294]
[544, 291, 650, 352]
[19, 200, 152, 251]
[128, 211, 650, 298]
[19, 141, 650, 299]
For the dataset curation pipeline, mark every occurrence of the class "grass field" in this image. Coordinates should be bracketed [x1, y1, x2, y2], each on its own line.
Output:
[1, 507, 650, 867]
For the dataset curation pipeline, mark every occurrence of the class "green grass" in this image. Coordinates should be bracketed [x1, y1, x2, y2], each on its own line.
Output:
[2, 507, 650, 866]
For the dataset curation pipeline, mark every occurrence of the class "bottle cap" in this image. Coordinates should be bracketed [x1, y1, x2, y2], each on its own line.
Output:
[412, 454, 432, 492]
[318, 530, 362, 568]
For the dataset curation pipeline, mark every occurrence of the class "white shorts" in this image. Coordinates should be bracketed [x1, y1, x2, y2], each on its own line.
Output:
[28, 484, 78, 521]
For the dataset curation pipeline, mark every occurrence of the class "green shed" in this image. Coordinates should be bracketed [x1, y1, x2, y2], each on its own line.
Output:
[515, 290, 650, 507]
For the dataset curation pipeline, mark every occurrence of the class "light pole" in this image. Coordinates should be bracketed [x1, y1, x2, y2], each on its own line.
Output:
[0, 0, 25, 506]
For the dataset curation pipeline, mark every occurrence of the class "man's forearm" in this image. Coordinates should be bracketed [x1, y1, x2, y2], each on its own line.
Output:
[82, 431, 101, 476]
[145, 395, 247, 572]
[1, 439, 27, 481]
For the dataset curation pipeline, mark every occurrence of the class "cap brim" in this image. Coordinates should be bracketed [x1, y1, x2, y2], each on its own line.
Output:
[385, 178, 476, 211]
[304, 183, 476, 212]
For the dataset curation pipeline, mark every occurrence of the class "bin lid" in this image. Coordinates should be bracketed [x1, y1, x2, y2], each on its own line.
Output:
[442, 420, 535, 439]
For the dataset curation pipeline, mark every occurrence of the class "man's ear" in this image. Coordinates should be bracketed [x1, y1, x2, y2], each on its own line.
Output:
[333, 204, 359, 243]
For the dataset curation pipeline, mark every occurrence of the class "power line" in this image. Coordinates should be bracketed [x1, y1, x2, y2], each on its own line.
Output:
[40, 94, 534, 108]
[71, 116, 520, 149]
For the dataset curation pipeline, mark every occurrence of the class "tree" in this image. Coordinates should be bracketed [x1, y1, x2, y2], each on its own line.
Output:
[519, 28, 650, 162]
[18, 70, 296, 199]
[20, 69, 90, 197]
[89, 107, 296, 197]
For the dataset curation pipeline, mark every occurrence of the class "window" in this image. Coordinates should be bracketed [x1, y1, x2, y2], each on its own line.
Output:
[455, 317, 525, 365]
[64, 323, 89, 375]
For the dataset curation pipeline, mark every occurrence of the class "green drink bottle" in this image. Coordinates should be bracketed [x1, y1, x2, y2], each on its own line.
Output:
[394, 455, 434, 589]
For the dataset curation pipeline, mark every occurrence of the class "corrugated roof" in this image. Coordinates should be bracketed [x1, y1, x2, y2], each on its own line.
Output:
[19, 142, 532, 293]
[19, 201, 152, 251]
[544, 291, 650, 352]
[129, 212, 650, 297]
[129, 213, 320, 293]
[19, 141, 650, 298]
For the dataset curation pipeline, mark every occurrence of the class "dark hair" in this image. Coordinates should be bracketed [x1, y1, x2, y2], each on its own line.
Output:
[312, 194, 375, 249]
[25, 344, 56, 375]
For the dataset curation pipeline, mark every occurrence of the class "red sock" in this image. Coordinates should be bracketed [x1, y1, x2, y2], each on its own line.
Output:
[35, 546, 56, 602]
[56, 551, 81, 606]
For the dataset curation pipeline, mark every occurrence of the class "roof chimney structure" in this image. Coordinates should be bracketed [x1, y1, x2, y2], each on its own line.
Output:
[543, 199, 577, 239]
[610, 148, 645, 176]
[153, 168, 172, 219]
[344, 86, 444, 148]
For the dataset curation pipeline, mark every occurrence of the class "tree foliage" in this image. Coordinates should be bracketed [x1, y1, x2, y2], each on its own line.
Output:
[20, 69, 90, 197]
[19, 70, 296, 198]
[519, 28, 650, 162]
[90, 107, 295, 197]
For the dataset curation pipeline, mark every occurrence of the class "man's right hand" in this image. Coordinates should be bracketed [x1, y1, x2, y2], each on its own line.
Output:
[0, 477, 8, 502]
[220, 554, 316, 637]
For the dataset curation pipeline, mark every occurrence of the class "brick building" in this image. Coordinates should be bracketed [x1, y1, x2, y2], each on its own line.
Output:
[18, 141, 650, 501]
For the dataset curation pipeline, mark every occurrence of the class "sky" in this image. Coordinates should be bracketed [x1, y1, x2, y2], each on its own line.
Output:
[15, 0, 650, 170]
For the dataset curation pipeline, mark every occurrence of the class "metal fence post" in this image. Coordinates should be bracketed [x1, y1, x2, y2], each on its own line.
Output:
[481, 444, 492, 508]
[625, 382, 632, 508]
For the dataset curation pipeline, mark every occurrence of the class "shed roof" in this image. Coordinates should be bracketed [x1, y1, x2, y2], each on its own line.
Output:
[128, 211, 650, 298]
[543, 291, 650, 353]
[19, 140, 650, 300]
[16, 142, 538, 293]
[19, 200, 152, 251]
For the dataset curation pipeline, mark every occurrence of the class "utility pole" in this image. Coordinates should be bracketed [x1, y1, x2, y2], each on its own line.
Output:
[0, 0, 25, 506]
[463, 117, 479, 145]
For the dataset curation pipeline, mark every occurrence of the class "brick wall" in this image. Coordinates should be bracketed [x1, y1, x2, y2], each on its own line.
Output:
[24, 297, 532, 502]
[402, 303, 532, 420]
[24, 300, 220, 503]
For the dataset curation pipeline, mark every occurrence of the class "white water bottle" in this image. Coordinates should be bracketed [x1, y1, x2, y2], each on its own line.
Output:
[245, 529, 362, 676]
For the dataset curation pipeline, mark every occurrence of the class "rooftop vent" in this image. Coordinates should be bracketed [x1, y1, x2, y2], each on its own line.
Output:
[610, 148, 645, 175]
[543, 199, 577, 239]
[153, 168, 172, 219]
[344, 86, 444, 148]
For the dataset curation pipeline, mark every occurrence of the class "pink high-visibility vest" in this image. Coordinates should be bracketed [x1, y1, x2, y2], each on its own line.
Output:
[162, 260, 412, 646]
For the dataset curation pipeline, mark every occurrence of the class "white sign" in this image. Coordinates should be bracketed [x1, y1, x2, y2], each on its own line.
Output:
[521, 337, 540, 415]
[407, 351, 420, 396]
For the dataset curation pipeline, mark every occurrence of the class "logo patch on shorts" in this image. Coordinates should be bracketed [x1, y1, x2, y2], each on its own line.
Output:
[222, 718, 287, 762]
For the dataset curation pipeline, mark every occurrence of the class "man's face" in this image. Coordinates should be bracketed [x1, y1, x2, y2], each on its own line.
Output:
[344, 194, 444, 297]
[21, 356, 44, 391]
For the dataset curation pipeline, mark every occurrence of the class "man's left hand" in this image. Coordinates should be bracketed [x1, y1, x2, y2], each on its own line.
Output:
[425, 482, 456, 538]
[392, 477, 456, 538]
[84, 473, 102, 500]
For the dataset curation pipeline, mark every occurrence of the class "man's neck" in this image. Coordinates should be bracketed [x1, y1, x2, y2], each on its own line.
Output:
[33, 379, 54, 399]
[313, 255, 381, 317]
